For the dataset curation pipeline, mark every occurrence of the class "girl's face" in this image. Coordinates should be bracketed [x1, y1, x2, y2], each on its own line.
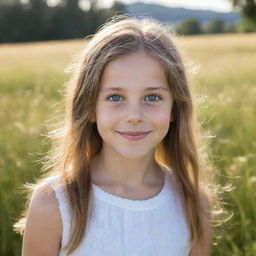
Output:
[94, 51, 173, 159]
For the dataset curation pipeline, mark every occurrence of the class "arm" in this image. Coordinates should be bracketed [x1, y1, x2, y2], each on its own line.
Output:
[22, 183, 62, 256]
[189, 194, 213, 256]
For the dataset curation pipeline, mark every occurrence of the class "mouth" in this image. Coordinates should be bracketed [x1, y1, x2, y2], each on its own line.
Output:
[115, 131, 151, 141]
[116, 131, 151, 135]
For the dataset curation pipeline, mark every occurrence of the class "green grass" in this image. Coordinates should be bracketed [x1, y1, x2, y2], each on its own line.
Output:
[0, 34, 255, 255]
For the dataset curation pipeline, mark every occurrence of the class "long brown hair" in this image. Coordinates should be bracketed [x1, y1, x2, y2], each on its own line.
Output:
[14, 15, 228, 254]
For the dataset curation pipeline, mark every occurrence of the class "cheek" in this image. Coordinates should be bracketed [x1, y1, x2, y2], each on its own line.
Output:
[155, 112, 171, 123]
[153, 112, 171, 133]
[149, 104, 172, 136]
[95, 104, 117, 130]
[149, 103, 172, 122]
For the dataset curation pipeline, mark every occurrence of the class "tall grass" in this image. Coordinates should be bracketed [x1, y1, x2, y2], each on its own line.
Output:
[0, 34, 255, 255]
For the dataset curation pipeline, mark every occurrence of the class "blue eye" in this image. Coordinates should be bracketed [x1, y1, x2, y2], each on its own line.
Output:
[106, 94, 162, 102]
[107, 95, 123, 101]
[145, 95, 162, 101]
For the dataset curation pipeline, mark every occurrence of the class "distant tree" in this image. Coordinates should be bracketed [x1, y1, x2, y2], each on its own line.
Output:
[28, 0, 47, 8]
[26, 0, 49, 40]
[205, 18, 225, 34]
[224, 23, 238, 33]
[229, 0, 256, 31]
[65, 0, 79, 10]
[0, 0, 128, 42]
[94, 0, 127, 31]
[0, 2, 28, 42]
[0, 0, 19, 4]
[111, 0, 126, 15]
[175, 18, 202, 35]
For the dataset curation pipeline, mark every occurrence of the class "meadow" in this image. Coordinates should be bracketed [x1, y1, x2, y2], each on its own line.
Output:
[0, 33, 255, 255]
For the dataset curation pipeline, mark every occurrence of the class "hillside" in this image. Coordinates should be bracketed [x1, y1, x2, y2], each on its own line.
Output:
[125, 2, 240, 25]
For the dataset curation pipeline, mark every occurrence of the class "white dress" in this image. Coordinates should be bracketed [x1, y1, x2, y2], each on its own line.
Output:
[44, 166, 192, 256]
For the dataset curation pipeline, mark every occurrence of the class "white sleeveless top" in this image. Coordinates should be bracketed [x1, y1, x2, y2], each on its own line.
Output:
[44, 167, 192, 256]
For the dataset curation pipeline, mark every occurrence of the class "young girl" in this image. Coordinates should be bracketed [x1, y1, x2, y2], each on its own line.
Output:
[14, 15, 216, 256]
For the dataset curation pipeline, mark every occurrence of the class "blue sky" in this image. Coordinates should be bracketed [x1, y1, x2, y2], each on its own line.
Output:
[100, 0, 234, 12]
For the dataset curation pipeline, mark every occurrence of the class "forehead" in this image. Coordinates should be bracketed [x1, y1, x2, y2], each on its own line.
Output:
[99, 51, 169, 91]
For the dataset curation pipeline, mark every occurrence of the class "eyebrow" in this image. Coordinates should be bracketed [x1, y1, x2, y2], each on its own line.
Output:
[101, 86, 169, 92]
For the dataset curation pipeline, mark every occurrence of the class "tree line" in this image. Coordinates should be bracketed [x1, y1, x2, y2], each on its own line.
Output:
[0, 0, 255, 43]
[175, 0, 256, 35]
[175, 18, 237, 35]
[0, 0, 126, 43]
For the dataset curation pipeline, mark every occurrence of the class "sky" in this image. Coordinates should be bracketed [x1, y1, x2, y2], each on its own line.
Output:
[100, 0, 234, 13]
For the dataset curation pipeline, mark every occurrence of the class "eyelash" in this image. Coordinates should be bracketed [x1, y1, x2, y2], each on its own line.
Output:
[105, 94, 163, 102]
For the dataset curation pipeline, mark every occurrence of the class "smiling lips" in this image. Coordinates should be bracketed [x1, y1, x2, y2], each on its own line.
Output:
[118, 131, 151, 135]
[116, 131, 151, 140]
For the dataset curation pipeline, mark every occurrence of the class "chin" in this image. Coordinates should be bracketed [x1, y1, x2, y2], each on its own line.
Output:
[115, 147, 154, 159]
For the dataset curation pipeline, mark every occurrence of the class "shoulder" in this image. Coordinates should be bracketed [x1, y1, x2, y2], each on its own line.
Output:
[189, 193, 212, 256]
[22, 182, 62, 256]
[162, 166, 213, 255]
[32, 181, 62, 217]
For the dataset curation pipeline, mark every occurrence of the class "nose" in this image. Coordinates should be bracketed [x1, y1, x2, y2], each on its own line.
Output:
[125, 103, 144, 124]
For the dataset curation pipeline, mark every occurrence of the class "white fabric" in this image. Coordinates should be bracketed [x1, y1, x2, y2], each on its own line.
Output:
[44, 167, 192, 256]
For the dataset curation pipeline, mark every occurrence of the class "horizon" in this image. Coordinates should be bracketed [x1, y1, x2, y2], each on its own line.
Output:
[100, 0, 234, 13]
[46, 0, 235, 13]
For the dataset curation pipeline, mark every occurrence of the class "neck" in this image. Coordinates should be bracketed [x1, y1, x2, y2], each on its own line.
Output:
[90, 151, 164, 190]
